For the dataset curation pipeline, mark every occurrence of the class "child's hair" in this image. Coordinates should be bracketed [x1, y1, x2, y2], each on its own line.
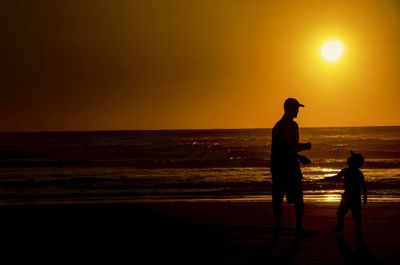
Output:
[347, 151, 364, 168]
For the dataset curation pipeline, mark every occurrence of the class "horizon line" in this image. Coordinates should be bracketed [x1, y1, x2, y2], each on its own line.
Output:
[1, 125, 399, 133]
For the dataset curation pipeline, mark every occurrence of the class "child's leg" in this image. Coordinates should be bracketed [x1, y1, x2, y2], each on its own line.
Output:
[337, 198, 350, 231]
[351, 202, 362, 236]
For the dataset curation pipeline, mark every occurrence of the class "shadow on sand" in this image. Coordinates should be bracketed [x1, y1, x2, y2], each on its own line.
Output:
[251, 229, 313, 264]
[337, 235, 379, 265]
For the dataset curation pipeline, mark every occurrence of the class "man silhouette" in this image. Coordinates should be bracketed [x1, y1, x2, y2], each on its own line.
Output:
[270, 98, 312, 235]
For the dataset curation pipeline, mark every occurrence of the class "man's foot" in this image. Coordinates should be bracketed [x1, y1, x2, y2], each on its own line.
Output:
[273, 226, 281, 238]
[355, 231, 364, 240]
[295, 229, 313, 240]
[331, 228, 344, 236]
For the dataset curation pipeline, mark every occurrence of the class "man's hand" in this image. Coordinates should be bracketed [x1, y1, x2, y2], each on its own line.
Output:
[304, 142, 312, 150]
[298, 155, 312, 165]
[297, 142, 312, 152]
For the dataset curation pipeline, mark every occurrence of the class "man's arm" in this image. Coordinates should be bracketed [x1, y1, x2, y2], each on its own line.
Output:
[361, 172, 367, 207]
[297, 142, 312, 152]
[297, 154, 312, 165]
[287, 122, 311, 152]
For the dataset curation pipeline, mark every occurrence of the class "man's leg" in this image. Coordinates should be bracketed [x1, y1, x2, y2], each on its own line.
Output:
[294, 198, 304, 232]
[293, 179, 304, 233]
[272, 183, 284, 231]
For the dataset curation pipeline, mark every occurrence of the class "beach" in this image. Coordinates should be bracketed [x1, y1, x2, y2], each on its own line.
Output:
[1, 199, 399, 264]
[0, 128, 399, 263]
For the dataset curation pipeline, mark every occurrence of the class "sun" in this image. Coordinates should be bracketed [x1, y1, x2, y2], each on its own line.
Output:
[320, 40, 344, 62]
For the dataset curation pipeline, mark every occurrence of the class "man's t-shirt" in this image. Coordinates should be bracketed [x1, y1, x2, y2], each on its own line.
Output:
[270, 118, 302, 181]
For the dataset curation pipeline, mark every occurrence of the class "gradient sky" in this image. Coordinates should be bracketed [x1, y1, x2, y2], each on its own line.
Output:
[1, 0, 399, 131]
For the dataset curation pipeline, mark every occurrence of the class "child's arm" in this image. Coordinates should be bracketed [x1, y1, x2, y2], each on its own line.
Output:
[322, 169, 344, 182]
[361, 172, 367, 207]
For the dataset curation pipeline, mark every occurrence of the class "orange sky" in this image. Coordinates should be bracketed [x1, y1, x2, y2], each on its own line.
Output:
[0, 0, 399, 131]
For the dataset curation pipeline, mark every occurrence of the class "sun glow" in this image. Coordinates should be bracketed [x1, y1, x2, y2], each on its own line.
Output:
[320, 40, 344, 62]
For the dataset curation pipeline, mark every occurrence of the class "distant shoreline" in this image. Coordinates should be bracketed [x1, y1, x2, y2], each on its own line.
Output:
[0, 125, 400, 134]
[2, 194, 400, 206]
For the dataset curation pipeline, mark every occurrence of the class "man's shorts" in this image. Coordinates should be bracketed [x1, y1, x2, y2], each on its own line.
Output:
[272, 177, 303, 204]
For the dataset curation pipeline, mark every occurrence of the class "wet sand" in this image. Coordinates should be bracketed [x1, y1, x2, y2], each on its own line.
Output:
[1, 200, 399, 264]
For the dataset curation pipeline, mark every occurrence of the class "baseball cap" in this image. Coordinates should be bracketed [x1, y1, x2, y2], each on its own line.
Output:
[284, 98, 304, 109]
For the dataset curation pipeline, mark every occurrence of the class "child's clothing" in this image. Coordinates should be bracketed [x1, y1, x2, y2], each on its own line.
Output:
[336, 167, 366, 235]
[339, 167, 365, 199]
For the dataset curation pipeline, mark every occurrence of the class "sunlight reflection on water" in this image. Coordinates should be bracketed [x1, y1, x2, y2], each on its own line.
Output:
[320, 194, 341, 202]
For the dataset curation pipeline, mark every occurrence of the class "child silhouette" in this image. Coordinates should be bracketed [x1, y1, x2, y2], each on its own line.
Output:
[326, 151, 367, 237]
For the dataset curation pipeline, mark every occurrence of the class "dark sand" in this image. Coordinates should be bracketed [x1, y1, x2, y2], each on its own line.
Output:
[1, 200, 399, 264]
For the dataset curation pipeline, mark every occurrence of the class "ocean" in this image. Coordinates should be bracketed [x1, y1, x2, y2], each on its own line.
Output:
[0, 127, 399, 204]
